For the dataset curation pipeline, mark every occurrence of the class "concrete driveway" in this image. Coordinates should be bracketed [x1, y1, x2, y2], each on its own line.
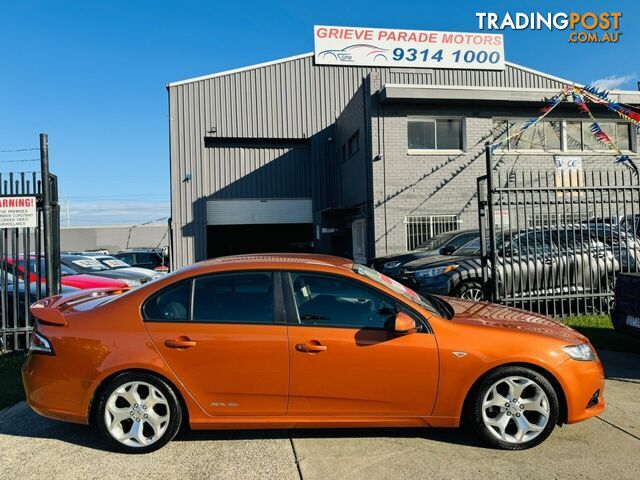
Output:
[1, 350, 638, 480]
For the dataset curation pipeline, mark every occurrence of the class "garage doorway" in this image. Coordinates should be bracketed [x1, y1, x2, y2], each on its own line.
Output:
[206, 198, 314, 258]
[207, 223, 314, 257]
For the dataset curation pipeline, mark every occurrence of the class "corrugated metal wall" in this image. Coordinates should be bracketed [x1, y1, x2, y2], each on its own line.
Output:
[168, 53, 568, 267]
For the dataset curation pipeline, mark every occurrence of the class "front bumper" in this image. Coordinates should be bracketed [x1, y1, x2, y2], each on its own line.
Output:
[555, 354, 605, 423]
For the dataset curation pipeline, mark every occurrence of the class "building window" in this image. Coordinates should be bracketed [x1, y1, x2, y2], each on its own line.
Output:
[494, 119, 632, 152]
[348, 131, 359, 157]
[408, 118, 463, 151]
[567, 121, 631, 152]
[493, 119, 561, 151]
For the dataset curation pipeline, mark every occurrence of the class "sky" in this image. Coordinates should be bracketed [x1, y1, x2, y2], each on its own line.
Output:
[1, 0, 638, 226]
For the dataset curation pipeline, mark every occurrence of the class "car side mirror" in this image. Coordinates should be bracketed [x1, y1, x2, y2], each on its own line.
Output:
[440, 244, 458, 255]
[393, 311, 417, 335]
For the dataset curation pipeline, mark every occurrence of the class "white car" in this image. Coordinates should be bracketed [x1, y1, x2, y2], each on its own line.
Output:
[86, 254, 163, 281]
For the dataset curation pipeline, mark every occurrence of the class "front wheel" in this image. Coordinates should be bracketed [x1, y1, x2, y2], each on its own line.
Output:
[96, 372, 182, 453]
[456, 281, 485, 301]
[468, 366, 559, 450]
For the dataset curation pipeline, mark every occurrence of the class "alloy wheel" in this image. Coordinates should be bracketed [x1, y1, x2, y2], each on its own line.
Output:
[104, 380, 171, 448]
[460, 288, 484, 301]
[481, 375, 550, 444]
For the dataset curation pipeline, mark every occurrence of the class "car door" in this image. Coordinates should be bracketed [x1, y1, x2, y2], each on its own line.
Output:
[143, 270, 289, 416]
[283, 270, 438, 417]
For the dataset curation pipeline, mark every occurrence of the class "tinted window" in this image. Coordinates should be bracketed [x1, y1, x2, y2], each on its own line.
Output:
[192, 272, 273, 324]
[143, 281, 190, 321]
[289, 272, 397, 329]
[117, 253, 135, 264]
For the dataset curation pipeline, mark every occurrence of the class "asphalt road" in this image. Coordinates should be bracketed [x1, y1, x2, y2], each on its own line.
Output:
[1, 350, 638, 480]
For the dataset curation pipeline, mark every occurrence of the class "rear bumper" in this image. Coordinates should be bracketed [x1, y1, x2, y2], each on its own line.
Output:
[22, 353, 90, 425]
[555, 354, 605, 424]
[611, 308, 640, 336]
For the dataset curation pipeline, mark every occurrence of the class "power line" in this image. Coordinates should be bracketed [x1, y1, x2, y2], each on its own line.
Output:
[0, 147, 39, 153]
[0, 158, 39, 163]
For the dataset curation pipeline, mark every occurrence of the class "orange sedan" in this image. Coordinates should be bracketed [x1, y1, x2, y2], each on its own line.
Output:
[22, 254, 604, 453]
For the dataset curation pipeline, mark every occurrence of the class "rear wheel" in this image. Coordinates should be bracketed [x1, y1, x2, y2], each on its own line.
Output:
[96, 372, 182, 453]
[468, 366, 559, 450]
[456, 281, 484, 301]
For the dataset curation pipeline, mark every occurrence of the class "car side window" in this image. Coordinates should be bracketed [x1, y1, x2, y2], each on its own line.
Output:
[192, 272, 274, 324]
[288, 272, 397, 329]
[143, 281, 191, 321]
[118, 253, 135, 264]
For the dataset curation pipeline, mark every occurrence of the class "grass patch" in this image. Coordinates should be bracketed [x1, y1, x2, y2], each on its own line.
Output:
[562, 315, 640, 355]
[0, 353, 25, 410]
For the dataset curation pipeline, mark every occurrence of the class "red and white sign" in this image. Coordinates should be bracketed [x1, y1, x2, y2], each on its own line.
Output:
[314, 25, 505, 70]
[0, 197, 37, 228]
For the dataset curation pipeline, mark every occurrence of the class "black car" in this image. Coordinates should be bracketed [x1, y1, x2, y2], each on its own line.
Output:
[610, 273, 640, 336]
[396, 227, 618, 301]
[371, 229, 478, 278]
[61, 254, 151, 287]
[113, 249, 169, 273]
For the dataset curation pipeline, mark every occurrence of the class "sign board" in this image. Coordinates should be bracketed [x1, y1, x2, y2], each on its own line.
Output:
[554, 156, 583, 171]
[314, 25, 504, 70]
[0, 197, 37, 228]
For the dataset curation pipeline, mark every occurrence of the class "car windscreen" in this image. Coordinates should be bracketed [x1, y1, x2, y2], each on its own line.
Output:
[65, 257, 110, 273]
[353, 263, 447, 317]
[18, 258, 76, 276]
[419, 231, 458, 251]
[97, 257, 131, 270]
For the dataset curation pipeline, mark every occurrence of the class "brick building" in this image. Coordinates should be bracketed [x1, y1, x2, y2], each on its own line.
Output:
[167, 52, 640, 268]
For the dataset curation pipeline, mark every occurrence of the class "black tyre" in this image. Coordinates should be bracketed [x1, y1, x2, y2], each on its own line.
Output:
[467, 366, 559, 450]
[456, 281, 485, 301]
[95, 372, 182, 454]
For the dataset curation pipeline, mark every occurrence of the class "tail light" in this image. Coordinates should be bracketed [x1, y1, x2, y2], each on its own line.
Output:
[30, 330, 55, 355]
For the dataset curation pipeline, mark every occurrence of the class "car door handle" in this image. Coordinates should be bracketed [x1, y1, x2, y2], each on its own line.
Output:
[164, 337, 196, 349]
[295, 343, 327, 353]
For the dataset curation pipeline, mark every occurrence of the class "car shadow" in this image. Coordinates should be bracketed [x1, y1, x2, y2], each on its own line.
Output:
[0, 402, 488, 453]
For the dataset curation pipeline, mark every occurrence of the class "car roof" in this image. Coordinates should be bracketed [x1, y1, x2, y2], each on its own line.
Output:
[197, 253, 354, 269]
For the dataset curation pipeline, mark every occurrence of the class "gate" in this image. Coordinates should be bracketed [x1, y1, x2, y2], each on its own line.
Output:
[478, 143, 640, 317]
[0, 134, 60, 353]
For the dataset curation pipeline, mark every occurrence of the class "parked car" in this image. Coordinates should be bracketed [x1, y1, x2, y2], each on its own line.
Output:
[61, 254, 155, 287]
[396, 227, 618, 301]
[610, 273, 640, 336]
[371, 229, 478, 278]
[82, 254, 163, 282]
[6, 256, 129, 290]
[113, 249, 169, 273]
[25, 253, 603, 453]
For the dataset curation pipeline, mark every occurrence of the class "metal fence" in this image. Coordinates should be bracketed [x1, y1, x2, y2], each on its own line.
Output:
[478, 147, 640, 317]
[404, 214, 462, 250]
[0, 134, 60, 354]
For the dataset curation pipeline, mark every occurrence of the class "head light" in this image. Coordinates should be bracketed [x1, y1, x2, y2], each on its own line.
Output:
[383, 261, 402, 269]
[563, 343, 595, 361]
[413, 265, 459, 279]
[123, 278, 141, 287]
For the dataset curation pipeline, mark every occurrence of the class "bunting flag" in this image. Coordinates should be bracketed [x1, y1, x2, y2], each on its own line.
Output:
[490, 83, 638, 172]
[491, 86, 570, 152]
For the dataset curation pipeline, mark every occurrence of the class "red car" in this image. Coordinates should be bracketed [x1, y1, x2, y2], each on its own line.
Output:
[7, 257, 128, 290]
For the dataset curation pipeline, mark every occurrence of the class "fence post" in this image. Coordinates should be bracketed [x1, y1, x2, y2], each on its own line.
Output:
[40, 133, 60, 296]
[485, 143, 498, 302]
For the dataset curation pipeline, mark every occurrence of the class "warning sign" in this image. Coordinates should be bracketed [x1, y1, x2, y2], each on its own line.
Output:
[0, 197, 37, 228]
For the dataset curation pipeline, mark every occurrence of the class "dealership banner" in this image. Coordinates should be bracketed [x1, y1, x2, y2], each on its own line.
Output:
[314, 25, 505, 70]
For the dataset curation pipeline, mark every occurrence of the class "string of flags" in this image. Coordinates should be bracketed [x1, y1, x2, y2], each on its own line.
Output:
[490, 82, 640, 172]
